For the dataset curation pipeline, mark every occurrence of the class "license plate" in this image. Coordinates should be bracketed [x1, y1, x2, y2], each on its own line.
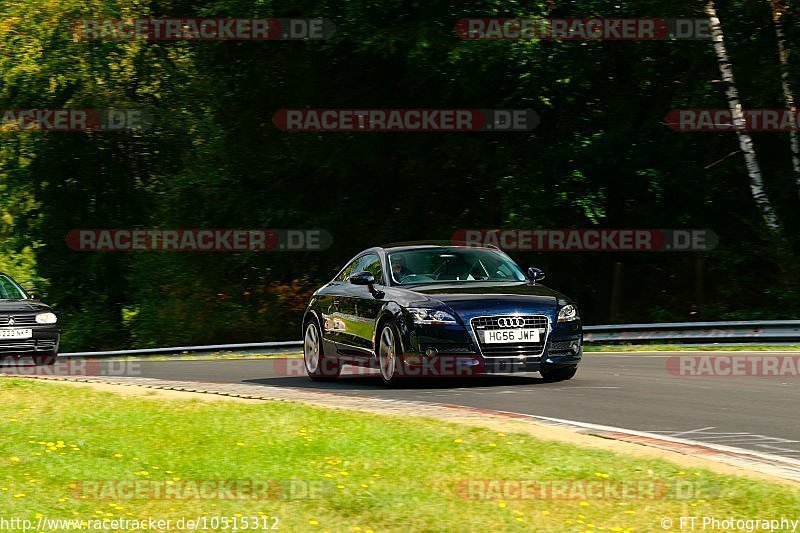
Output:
[482, 328, 540, 344]
[0, 328, 32, 339]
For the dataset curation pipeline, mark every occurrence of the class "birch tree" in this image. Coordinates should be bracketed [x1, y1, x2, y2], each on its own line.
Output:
[706, 0, 780, 230]
[767, 0, 800, 193]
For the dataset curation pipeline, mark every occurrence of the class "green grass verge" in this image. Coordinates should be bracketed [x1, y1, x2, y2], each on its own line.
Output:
[1, 378, 799, 531]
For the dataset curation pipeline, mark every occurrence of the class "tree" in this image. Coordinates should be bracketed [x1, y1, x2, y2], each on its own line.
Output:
[706, 0, 780, 230]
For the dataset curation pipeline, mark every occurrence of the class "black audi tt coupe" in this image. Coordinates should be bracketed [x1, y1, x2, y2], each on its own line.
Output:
[302, 244, 582, 386]
[0, 272, 59, 365]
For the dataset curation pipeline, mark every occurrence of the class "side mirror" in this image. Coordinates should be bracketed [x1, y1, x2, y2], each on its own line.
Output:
[349, 271, 376, 286]
[26, 290, 38, 300]
[349, 271, 384, 299]
[527, 267, 545, 284]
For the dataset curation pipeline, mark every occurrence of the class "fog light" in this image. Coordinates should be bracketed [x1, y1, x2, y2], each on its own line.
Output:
[425, 347, 438, 357]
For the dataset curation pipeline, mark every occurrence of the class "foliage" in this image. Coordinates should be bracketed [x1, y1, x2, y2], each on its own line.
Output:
[1, 0, 799, 349]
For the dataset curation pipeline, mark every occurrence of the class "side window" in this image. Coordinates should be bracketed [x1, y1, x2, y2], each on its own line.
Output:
[358, 254, 384, 285]
[335, 258, 360, 282]
[335, 253, 384, 284]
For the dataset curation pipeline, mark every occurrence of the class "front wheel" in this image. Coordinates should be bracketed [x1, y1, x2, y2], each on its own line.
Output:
[540, 364, 577, 382]
[303, 320, 340, 381]
[377, 322, 403, 387]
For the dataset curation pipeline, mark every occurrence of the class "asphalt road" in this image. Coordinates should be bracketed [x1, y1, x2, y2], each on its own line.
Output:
[106, 353, 800, 459]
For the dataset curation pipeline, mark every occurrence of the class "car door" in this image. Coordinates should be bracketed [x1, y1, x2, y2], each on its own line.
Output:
[335, 253, 385, 358]
[318, 257, 360, 349]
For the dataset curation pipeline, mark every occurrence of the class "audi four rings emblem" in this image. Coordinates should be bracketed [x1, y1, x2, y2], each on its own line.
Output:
[497, 317, 525, 328]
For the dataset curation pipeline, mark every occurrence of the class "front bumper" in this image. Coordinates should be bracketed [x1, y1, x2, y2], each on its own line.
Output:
[0, 326, 60, 355]
[401, 320, 582, 376]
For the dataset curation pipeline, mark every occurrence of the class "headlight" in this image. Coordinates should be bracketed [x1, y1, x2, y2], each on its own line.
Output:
[557, 304, 578, 323]
[406, 308, 457, 325]
[35, 312, 57, 324]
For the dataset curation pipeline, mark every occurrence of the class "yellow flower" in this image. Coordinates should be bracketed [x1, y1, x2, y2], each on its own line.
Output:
[337, 485, 345, 489]
[624, 510, 635, 514]
[309, 520, 319, 526]
[453, 438, 462, 443]
[10, 457, 20, 462]
[497, 433, 505, 437]
[236, 442, 245, 446]
[542, 511, 550, 516]
[515, 517, 523, 522]
[579, 501, 589, 507]
[488, 443, 497, 447]
[498, 502, 506, 508]
[13, 493, 25, 498]
[339, 471, 349, 476]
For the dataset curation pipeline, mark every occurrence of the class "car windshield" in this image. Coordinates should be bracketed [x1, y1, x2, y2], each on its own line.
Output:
[0, 275, 27, 300]
[388, 248, 526, 285]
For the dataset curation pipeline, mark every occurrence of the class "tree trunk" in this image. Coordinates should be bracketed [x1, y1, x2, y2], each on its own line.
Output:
[768, 0, 800, 193]
[705, 0, 780, 230]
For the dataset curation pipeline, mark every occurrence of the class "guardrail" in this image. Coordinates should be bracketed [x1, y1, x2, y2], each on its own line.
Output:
[58, 320, 800, 358]
[583, 320, 800, 344]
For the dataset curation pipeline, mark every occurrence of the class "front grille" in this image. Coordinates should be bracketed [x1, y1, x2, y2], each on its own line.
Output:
[0, 340, 55, 353]
[0, 315, 37, 326]
[471, 315, 549, 358]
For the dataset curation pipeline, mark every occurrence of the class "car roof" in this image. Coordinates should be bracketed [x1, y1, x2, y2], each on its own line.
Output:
[380, 242, 500, 253]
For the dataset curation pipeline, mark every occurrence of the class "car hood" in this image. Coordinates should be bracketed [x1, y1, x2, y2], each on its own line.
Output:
[0, 300, 52, 313]
[402, 281, 566, 322]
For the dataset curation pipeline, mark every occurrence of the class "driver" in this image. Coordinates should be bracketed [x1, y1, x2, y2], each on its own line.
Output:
[391, 257, 412, 282]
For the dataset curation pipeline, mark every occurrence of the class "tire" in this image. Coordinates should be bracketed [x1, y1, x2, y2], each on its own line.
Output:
[33, 353, 57, 366]
[377, 322, 403, 387]
[540, 364, 577, 383]
[303, 319, 340, 381]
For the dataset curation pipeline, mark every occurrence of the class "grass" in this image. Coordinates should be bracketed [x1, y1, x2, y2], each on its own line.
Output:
[1, 378, 799, 532]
